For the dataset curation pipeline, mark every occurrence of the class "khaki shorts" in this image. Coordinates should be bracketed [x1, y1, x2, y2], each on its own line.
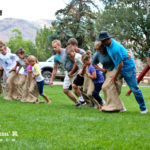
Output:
[63, 73, 71, 90]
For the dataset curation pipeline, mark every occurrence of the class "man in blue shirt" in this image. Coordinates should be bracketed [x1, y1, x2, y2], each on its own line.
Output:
[97, 31, 148, 114]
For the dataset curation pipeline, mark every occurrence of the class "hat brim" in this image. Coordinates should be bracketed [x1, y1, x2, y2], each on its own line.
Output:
[97, 36, 113, 41]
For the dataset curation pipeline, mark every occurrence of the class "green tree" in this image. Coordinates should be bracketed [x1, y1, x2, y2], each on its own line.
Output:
[49, 0, 99, 51]
[35, 26, 54, 61]
[6, 29, 37, 56]
[96, 0, 150, 62]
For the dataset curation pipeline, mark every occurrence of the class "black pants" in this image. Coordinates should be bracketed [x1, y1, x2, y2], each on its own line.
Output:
[92, 82, 103, 105]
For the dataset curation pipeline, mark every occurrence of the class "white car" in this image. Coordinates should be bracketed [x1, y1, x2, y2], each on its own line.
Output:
[39, 56, 65, 84]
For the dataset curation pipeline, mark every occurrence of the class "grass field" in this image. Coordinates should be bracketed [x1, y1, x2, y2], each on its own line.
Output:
[0, 85, 150, 150]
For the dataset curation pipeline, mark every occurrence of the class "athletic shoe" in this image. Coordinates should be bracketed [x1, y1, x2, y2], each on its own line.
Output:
[75, 101, 86, 107]
[75, 102, 81, 107]
[120, 107, 127, 112]
[80, 101, 86, 105]
[141, 109, 148, 114]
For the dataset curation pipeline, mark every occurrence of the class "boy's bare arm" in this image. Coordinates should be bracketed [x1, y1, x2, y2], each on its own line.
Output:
[68, 63, 78, 76]
[16, 64, 22, 73]
[80, 64, 87, 76]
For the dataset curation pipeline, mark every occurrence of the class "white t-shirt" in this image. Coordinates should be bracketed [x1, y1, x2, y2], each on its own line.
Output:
[0, 47, 11, 67]
[75, 53, 83, 71]
[6, 47, 11, 53]
[0, 53, 18, 77]
[32, 64, 44, 82]
[17, 58, 27, 75]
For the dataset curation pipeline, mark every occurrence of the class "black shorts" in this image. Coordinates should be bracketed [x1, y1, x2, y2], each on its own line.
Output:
[73, 74, 84, 86]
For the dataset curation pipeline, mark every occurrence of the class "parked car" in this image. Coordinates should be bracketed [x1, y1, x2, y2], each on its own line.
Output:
[39, 55, 65, 84]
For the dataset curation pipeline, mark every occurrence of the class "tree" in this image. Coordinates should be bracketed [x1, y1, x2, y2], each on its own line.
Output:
[6, 29, 37, 56]
[35, 26, 54, 61]
[49, 0, 99, 51]
[96, 0, 150, 62]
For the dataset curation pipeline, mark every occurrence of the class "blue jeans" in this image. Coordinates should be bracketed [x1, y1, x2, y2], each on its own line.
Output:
[92, 82, 104, 105]
[121, 68, 147, 111]
[37, 80, 44, 95]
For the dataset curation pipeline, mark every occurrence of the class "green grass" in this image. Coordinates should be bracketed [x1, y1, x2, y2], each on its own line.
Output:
[0, 85, 150, 150]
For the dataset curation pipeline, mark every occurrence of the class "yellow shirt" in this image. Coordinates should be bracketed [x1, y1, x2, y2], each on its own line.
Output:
[32, 64, 44, 82]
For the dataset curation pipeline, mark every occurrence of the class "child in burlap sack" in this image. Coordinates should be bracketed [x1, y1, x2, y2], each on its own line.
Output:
[28, 55, 51, 104]
[21, 58, 39, 103]
[13, 49, 28, 99]
[14, 53, 39, 103]
[66, 45, 87, 107]
[0, 40, 4, 94]
[82, 51, 105, 109]
[0, 40, 11, 94]
[0, 45, 20, 100]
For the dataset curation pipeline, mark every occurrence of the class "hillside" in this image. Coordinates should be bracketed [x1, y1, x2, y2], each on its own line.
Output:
[0, 18, 53, 42]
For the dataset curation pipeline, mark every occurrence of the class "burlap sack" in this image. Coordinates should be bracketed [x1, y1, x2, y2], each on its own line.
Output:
[16, 74, 26, 89]
[69, 71, 100, 108]
[79, 86, 92, 105]
[102, 70, 124, 112]
[21, 72, 39, 103]
[69, 72, 78, 83]
[82, 73, 100, 108]
[4, 71, 22, 100]
[69, 72, 92, 105]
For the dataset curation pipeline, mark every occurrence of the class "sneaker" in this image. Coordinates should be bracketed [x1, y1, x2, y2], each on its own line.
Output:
[75, 101, 86, 107]
[120, 107, 127, 112]
[75, 102, 81, 107]
[80, 101, 86, 105]
[141, 109, 148, 114]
